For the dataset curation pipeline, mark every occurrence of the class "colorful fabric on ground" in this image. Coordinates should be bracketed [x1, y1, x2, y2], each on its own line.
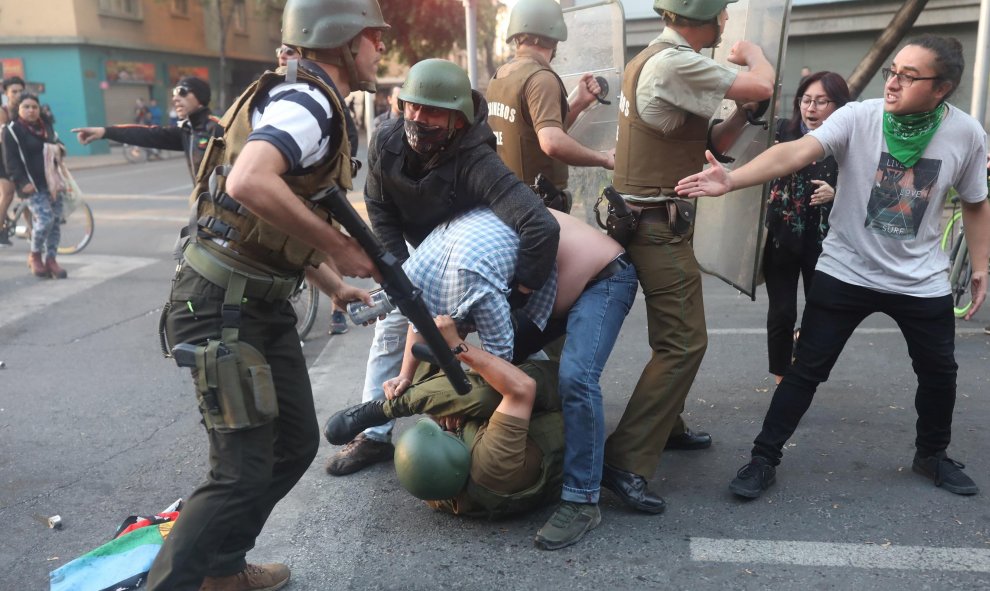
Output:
[49, 520, 174, 591]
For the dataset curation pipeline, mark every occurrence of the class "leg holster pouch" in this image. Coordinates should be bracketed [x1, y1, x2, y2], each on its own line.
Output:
[665, 198, 695, 236]
[190, 339, 277, 432]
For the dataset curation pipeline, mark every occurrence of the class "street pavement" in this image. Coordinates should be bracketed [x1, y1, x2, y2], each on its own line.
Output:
[1, 155, 989, 590]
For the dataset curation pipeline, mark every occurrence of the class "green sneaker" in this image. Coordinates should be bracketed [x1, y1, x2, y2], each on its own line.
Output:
[533, 501, 601, 551]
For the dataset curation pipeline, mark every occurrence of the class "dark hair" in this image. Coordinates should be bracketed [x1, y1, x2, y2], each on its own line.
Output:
[3, 76, 25, 91]
[784, 71, 851, 138]
[905, 34, 964, 101]
[15, 92, 40, 108]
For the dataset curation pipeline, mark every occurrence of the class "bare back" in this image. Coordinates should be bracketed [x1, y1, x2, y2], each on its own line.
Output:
[550, 209, 624, 315]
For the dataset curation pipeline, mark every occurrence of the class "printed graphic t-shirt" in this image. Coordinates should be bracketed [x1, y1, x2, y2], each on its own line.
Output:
[809, 99, 987, 297]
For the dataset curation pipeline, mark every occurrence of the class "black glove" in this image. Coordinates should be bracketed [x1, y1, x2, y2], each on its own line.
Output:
[508, 285, 532, 310]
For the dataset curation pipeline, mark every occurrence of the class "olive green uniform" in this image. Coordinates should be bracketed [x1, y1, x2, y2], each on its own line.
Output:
[486, 48, 570, 188]
[604, 28, 736, 479]
[148, 64, 351, 589]
[387, 361, 565, 518]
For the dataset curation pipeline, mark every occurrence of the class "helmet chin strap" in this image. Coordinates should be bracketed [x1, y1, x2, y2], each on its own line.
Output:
[342, 39, 377, 93]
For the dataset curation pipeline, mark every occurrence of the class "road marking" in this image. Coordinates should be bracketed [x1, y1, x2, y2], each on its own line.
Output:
[690, 537, 990, 573]
[0, 254, 157, 330]
[708, 327, 987, 335]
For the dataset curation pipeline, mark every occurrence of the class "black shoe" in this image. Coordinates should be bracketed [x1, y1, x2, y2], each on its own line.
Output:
[664, 428, 712, 451]
[325, 433, 394, 476]
[729, 456, 776, 499]
[601, 464, 666, 514]
[912, 451, 979, 495]
[324, 400, 388, 445]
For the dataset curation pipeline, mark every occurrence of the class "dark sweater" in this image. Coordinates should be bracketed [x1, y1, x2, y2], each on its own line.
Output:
[2, 120, 58, 194]
[103, 106, 220, 181]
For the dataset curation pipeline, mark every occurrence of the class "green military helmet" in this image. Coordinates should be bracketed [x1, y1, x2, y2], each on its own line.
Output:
[506, 0, 567, 43]
[394, 419, 470, 501]
[653, 0, 738, 21]
[282, 0, 389, 50]
[399, 59, 475, 122]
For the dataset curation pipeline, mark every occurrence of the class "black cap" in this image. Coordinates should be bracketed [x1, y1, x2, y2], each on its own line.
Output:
[176, 76, 211, 107]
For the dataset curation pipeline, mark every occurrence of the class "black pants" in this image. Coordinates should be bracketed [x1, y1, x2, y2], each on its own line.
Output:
[752, 271, 957, 465]
[147, 266, 319, 590]
[763, 233, 820, 376]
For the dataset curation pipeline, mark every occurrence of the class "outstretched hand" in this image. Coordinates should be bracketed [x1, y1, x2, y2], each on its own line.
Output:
[675, 150, 733, 198]
[72, 127, 105, 145]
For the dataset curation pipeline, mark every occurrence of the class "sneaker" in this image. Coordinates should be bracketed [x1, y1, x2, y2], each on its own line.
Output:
[729, 456, 776, 499]
[325, 433, 394, 476]
[323, 400, 389, 445]
[534, 501, 601, 551]
[199, 562, 290, 591]
[912, 451, 979, 495]
[329, 310, 349, 335]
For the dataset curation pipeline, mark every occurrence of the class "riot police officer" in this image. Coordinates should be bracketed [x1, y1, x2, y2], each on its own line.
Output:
[485, 0, 612, 200]
[148, 0, 386, 588]
[601, 0, 774, 515]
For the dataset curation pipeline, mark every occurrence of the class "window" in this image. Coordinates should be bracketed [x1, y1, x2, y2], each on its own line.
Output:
[171, 0, 189, 17]
[98, 0, 143, 19]
[232, 0, 248, 34]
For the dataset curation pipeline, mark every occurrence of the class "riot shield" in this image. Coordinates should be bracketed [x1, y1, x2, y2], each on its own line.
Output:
[691, 0, 791, 299]
[553, 0, 625, 225]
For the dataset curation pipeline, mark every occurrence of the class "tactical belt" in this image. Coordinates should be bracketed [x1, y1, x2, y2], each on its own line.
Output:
[589, 252, 633, 285]
[183, 241, 301, 302]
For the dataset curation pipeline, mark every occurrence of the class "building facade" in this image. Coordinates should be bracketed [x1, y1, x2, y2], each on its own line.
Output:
[0, 0, 281, 155]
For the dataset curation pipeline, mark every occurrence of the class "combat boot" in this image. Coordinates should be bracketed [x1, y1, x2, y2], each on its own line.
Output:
[45, 256, 68, 279]
[199, 563, 290, 591]
[28, 252, 48, 278]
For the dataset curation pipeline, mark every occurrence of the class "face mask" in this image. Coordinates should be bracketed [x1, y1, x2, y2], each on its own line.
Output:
[404, 119, 450, 155]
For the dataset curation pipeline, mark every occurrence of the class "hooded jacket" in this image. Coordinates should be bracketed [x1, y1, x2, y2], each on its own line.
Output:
[365, 90, 558, 291]
[103, 106, 221, 181]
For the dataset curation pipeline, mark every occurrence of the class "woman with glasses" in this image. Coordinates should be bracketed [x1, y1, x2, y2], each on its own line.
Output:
[763, 71, 851, 385]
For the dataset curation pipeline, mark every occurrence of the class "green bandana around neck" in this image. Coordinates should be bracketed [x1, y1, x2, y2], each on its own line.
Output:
[882, 102, 947, 168]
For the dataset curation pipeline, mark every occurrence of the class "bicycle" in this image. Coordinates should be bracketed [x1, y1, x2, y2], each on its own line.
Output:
[940, 194, 973, 318]
[290, 277, 319, 340]
[122, 144, 169, 164]
[2, 195, 95, 255]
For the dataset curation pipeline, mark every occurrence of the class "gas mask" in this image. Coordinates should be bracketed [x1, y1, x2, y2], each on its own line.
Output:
[404, 119, 451, 155]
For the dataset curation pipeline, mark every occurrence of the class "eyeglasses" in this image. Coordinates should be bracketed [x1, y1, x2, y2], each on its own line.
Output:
[800, 96, 833, 108]
[363, 28, 384, 45]
[172, 86, 190, 98]
[276, 46, 297, 58]
[881, 67, 940, 87]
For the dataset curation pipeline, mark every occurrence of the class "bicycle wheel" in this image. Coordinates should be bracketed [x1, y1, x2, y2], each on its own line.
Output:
[123, 144, 148, 164]
[947, 232, 973, 318]
[291, 279, 319, 340]
[58, 201, 95, 255]
[940, 210, 962, 251]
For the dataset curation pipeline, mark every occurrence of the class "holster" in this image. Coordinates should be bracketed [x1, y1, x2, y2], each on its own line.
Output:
[594, 192, 639, 247]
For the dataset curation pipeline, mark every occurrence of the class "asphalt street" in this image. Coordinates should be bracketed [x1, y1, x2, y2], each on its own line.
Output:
[1, 155, 989, 590]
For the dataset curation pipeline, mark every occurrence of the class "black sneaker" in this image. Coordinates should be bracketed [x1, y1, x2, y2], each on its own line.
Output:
[729, 456, 776, 499]
[912, 451, 979, 495]
[324, 400, 388, 445]
[325, 433, 394, 476]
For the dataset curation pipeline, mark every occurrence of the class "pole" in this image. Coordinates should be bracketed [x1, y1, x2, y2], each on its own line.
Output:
[971, 0, 990, 126]
[463, 0, 479, 88]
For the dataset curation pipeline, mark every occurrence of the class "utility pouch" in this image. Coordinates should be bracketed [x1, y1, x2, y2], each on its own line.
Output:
[594, 186, 639, 247]
[178, 340, 278, 431]
[666, 199, 695, 236]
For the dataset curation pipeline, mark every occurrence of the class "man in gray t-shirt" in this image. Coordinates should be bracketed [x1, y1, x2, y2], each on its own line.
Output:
[677, 35, 990, 500]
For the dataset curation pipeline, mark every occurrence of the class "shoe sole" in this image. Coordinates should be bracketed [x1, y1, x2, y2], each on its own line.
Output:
[664, 440, 712, 451]
[911, 464, 979, 495]
[729, 474, 775, 499]
[533, 513, 602, 551]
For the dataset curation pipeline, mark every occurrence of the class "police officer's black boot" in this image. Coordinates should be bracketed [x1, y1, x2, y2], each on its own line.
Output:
[324, 400, 388, 445]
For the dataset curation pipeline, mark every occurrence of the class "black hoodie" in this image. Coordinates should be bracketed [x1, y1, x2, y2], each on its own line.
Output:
[365, 90, 559, 291]
[103, 106, 221, 182]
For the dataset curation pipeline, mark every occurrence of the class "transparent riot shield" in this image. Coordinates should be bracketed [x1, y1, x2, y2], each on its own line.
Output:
[553, 0, 625, 225]
[692, 0, 791, 299]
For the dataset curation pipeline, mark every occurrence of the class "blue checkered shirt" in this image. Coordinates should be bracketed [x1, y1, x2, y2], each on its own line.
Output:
[402, 207, 557, 361]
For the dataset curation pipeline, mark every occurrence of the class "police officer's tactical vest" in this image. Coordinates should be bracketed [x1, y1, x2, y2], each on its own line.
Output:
[428, 411, 564, 519]
[612, 41, 710, 197]
[192, 66, 351, 273]
[486, 56, 569, 189]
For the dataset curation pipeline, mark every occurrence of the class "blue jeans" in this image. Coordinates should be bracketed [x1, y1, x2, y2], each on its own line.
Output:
[559, 264, 638, 504]
[359, 309, 407, 442]
[28, 191, 62, 259]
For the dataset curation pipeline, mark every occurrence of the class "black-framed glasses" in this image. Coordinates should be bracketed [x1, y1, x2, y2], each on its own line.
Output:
[800, 96, 833, 108]
[172, 86, 190, 98]
[881, 67, 940, 87]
